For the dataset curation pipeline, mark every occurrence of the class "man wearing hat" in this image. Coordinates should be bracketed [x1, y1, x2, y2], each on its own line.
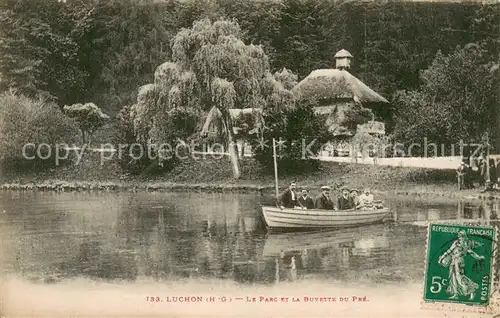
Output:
[456, 162, 468, 190]
[337, 186, 355, 210]
[314, 186, 334, 210]
[349, 188, 361, 209]
[280, 181, 298, 208]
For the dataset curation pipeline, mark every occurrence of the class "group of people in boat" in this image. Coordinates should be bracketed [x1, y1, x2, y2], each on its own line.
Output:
[279, 181, 376, 210]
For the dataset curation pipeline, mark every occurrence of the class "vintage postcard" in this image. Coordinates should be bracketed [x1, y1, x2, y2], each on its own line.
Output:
[0, 0, 499, 317]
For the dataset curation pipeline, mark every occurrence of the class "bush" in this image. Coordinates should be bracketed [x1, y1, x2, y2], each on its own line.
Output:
[250, 99, 331, 174]
[63, 102, 110, 145]
[0, 91, 79, 172]
[113, 104, 193, 176]
[113, 104, 150, 175]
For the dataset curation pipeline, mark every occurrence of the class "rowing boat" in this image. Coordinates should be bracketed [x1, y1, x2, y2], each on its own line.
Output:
[265, 139, 391, 231]
[261, 206, 391, 230]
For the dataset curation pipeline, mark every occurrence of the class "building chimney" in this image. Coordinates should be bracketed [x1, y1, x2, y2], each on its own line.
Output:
[334, 49, 353, 70]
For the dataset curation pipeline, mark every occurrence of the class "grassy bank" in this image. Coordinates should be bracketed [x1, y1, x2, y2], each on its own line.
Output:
[1, 154, 499, 201]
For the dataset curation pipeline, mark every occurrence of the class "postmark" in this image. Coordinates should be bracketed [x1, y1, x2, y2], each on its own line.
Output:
[422, 222, 498, 313]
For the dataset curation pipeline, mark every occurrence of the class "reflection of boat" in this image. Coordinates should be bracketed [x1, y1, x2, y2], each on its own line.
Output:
[262, 225, 388, 257]
[352, 236, 390, 256]
[261, 206, 391, 230]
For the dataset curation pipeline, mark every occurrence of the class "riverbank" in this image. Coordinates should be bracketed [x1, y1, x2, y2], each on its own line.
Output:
[1, 157, 499, 201]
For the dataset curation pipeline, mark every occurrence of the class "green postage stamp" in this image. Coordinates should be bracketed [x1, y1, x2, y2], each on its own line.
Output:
[423, 223, 498, 313]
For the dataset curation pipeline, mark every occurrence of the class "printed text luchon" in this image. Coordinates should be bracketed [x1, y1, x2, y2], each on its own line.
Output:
[145, 296, 369, 303]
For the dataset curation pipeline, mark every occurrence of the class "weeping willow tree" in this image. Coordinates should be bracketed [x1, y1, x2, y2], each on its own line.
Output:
[130, 18, 294, 178]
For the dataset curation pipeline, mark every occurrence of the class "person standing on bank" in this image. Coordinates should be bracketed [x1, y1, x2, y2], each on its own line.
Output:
[465, 162, 474, 189]
[280, 181, 297, 208]
[479, 157, 487, 187]
[298, 188, 315, 209]
[497, 160, 500, 187]
[489, 159, 497, 188]
[315, 186, 334, 210]
[456, 162, 468, 190]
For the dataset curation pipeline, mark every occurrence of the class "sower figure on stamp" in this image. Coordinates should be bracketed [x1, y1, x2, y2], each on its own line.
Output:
[438, 230, 485, 300]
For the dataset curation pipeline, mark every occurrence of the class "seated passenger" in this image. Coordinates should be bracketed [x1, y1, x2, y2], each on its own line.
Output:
[280, 181, 297, 208]
[349, 188, 361, 209]
[315, 186, 334, 210]
[337, 187, 355, 210]
[298, 189, 315, 209]
[358, 188, 374, 208]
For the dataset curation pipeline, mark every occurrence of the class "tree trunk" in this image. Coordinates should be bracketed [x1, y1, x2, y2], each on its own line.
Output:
[240, 140, 245, 158]
[227, 130, 241, 179]
[222, 114, 240, 179]
[81, 129, 86, 145]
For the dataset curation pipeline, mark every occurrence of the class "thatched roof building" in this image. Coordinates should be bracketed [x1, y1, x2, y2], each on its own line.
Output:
[199, 50, 388, 141]
[293, 49, 389, 136]
[293, 68, 388, 104]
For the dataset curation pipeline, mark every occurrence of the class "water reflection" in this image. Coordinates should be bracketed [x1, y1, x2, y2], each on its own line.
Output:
[391, 198, 500, 228]
[0, 192, 498, 287]
[262, 225, 398, 284]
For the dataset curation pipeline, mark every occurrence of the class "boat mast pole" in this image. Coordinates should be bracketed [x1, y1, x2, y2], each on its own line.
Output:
[486, 131, 490, 184]
[272, 138, 280, 204]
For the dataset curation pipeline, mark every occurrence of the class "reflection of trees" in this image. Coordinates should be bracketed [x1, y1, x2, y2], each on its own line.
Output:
[59, 237, 138, 281]
[232, 214, 265, 283]
[463, 202, 476, 219]
[7, 192, 275, 284]
[141, 211, 174, 279]
[199, 215, 231, 278]
[461, 201, 496, 225]
[303, 249, 322, 272]
[114, 197, 167, 279]
[70, 192, 268, 283]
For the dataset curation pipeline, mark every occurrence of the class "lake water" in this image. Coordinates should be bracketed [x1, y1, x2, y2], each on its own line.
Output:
[0, 191, 499, 317]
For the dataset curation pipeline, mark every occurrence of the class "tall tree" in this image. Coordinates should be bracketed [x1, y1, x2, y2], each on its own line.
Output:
[130, 18, 294, 178]
[63, 102, 110, 145]
[0, 0, 101, 104]
[392, 43, 499, 155]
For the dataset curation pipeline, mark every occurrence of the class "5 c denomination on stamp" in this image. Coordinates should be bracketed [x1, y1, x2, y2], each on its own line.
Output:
[423, 223, 498, 313]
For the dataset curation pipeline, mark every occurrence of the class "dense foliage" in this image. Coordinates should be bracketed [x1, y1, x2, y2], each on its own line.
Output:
[0, 0, 498, 172]
[250, 98, 332, 174]
[126, 18, 297, 177]
[0, 91, 78, 171]
[392, 43, 499, 156]
[0, 0, 104, 103]
[2, 0, 497, 111]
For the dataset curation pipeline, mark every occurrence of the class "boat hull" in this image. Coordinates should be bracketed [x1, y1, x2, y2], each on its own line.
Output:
[261, 206, 391, 230]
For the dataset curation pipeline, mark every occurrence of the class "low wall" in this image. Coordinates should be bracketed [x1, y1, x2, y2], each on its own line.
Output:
[69, 147, 496, 171]
[315, 153, 462, 170]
